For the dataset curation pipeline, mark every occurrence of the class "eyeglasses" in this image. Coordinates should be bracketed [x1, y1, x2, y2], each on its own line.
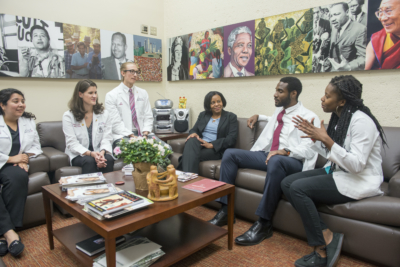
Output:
[375, 7, 398, 19]
[123, 69, 141, 75]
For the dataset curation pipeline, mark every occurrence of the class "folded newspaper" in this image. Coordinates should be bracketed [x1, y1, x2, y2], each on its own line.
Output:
[175, 170, 198, 182]
[65, 183, 121, 203]
[60, 172, 106, 191]
[93, 237, 164, 267]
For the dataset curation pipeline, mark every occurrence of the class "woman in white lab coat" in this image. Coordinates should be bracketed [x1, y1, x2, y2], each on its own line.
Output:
[0, 88, 43, 257]
[63, 79, 114, 174]
[281, 75, 387, 267]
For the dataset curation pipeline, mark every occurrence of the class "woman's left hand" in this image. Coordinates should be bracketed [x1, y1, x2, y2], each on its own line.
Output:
[198, 138, 213, 149]
[95, 152, 107, 168]
[14, 162, 28, 172]
[292, 116, 328, 142]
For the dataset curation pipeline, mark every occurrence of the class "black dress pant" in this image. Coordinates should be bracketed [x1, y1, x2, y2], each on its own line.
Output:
[0, 164, 29, 236]
[177, 138, 222, 174]
[216, 149, 303, 220]
[71, 154, 114, 174]
[281, 168, 355, 246]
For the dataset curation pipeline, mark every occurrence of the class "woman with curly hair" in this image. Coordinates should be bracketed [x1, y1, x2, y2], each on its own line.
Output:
[281, 75, 386, 267]
[0, 88, 43, 257]
[63, 79, 114, 174]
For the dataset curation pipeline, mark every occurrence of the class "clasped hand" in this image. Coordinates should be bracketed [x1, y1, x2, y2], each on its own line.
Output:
[91, 151, 107, 168]
[186, 133, 213, 149]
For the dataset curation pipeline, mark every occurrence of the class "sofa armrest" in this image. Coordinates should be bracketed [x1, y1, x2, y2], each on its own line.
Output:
[42, 147, 70, 172]
[388, 170, 400, 198]
[28, 154, 50, 174]
[55, 166, 82, 183]
[169, 138, 186, 154]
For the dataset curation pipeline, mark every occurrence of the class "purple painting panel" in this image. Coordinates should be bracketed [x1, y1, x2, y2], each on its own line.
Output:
[223, 20, 255, 78]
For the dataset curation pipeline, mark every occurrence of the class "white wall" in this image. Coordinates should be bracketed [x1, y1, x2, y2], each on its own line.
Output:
[1, 0, 165, 122]
[163, 0, 400, 127]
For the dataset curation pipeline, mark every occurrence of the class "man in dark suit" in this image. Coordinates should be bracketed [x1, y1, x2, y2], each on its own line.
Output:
[327, 2, 367, 71]
[349, 0, 368, 27]
[102, 32, 133, 80]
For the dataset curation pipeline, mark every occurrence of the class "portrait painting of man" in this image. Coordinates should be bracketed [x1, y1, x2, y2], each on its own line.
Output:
[366, 0, 400, 70]
[16, 16, 65, 78]
[100, 30, 134, 80]
[223, 21, 255, 78]
[255, 9, 313, 76]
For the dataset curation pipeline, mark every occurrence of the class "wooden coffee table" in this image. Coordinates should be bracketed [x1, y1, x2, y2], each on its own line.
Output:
[42, 171, 235, 267]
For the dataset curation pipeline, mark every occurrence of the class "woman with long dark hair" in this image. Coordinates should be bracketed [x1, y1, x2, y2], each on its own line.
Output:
[177, 91, 238, 174]
[281, 75, 386, 267]
[0, 88, 43, 257]
[63, 80, 114, 174]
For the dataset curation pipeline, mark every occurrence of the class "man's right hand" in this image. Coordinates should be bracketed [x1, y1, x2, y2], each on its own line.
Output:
[247, 115, 259, 129]
[20, 47, 30, 62]
[8, 154, 29, 164]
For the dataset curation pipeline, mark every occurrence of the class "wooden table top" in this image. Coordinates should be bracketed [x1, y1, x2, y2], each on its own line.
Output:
[42, 171, 234, 239]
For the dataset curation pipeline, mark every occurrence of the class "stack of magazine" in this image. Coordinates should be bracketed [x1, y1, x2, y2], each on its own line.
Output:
[175, 170, 198, 182]
[93, 237, 164, 267]
[59, 172, 106, 191]
[65, 183, 121, 204]
[83, 191, 153, 220]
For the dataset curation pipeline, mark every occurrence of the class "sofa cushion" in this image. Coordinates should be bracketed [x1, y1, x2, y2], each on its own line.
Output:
[170, 153, 181, 169]
[55, 166, 82, 183]
[28, 154, 50, 174]
[236, 169, 267, 194]
[380, 127, 400, 181]
[28, 172, 50, 195]
[37, 121, 66, 152]
[199, 160, 221, 179]
[235, 118, 255, 151]
[42, 147, 70, 172]
[169, 138, 186, 154]
[114, 158, 126, 171]
[255, 120, 268, 141]
[317, 194, 400, 227]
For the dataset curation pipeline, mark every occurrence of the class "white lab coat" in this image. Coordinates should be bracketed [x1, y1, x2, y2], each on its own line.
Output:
[0, 115, 42, 169]
[251, 102, 320, 171]
[311, 111, 384, 200]
[105, 83, 153, 141]
[62, 110, 113, 164]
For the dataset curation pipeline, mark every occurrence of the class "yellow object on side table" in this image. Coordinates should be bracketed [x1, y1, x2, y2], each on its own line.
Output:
[178, 96, 187, 109]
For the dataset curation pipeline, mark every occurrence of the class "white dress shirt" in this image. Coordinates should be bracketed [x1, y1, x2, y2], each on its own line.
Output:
[252, 102, 320, 171]
[229, 62, 245, 77]
[311, 111, 384, 200]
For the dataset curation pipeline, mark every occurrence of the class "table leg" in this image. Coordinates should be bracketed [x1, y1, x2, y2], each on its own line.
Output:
[227, 189, 234, 250]
[42, 190, 54, 250]
[105, 237, 116, 267]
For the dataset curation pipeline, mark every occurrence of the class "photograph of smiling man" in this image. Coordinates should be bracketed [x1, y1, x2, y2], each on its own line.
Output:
[366, 0, 400, 69]
[223, 21, 255, 78]
[100, 30, 133, 80]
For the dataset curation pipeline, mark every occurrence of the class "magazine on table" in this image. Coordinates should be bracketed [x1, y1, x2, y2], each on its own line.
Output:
[182, 178, 226, 193]
[175, 170, 198, 182]
[65, 183, 121, 202]
[93, 237, 164, 267]
[60, 172, 106, 190]
[86, 191, 145, 216]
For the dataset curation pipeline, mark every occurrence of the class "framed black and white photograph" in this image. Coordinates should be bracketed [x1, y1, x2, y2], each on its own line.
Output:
[16, 16, 65, 78]
[0, 14, 19, 77]
[100, 29, 133, 80]
[168, 35, 189, 81]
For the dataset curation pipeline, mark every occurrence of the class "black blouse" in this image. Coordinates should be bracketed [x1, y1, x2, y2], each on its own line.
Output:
[7, 125, 20, 156]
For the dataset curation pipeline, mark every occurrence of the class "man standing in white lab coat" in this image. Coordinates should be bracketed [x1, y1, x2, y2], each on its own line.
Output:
[105, 62, 153, 142]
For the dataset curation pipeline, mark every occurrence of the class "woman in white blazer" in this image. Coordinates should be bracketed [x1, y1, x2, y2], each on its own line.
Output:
[63, 80, 114, 174]
[0, 88, 42, 257]
[281, 75, 386, 267]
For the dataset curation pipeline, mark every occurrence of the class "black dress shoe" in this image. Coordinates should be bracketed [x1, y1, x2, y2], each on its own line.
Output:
[0, 239, 7, 256]
[326, 233, 344, 267]
[295, 251, 327, 267]
[8, 236, 24, 257]
[208, 209, 235, 227]
[235, 220, 273, 246]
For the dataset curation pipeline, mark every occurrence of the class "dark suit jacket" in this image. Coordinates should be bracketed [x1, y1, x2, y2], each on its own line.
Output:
[189, 110, 238, 154]
[102, 56, 119, 80]
[351, 12, 367, 27]
[329, 20, 367, 70]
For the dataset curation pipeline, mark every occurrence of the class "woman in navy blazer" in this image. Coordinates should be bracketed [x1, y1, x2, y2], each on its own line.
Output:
[177, 91, 238, 174]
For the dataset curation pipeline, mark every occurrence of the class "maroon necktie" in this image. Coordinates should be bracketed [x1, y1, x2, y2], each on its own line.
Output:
[270, 109, 286, 151]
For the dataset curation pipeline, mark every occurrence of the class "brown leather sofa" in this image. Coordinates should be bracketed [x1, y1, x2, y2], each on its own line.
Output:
[169, 118, 400, 267]
[22, 154, 51, 229]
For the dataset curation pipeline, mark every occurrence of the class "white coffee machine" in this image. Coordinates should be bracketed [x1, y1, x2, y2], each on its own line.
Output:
[152, 99, 174, 133]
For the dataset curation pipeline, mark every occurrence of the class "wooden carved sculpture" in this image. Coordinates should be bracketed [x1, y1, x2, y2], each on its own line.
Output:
[146, 164, 178, 201]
